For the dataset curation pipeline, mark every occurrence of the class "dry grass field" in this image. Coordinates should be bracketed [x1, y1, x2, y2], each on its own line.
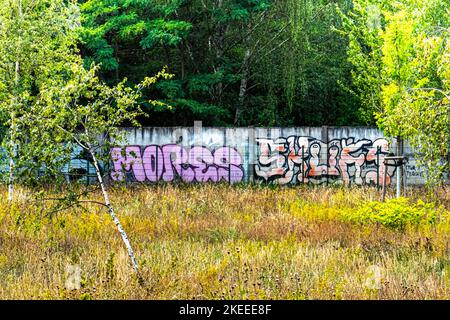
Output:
[0, 184, 449, 299]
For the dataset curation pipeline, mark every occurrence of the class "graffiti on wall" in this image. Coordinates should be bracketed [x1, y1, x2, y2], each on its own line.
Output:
[255, 136, 396, 185]
[63, 146, 99, 183]
[110, 145, 244, 183]
[405, 164, 425, 179]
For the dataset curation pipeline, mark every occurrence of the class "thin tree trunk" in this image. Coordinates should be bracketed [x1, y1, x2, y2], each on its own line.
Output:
[211, 0, 226, 104]
[9, 1, 22, 201]
[8, 150, 14, 201]
[234, 48, 251, 125]
[8, 60, 19, 202]
[114, 39, 119, 82]
[88, 146, 142, 280]
[181, 40, 186, 80]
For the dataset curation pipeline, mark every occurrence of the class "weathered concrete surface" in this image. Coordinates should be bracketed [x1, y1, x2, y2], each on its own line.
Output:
[95, 126, 445, 186]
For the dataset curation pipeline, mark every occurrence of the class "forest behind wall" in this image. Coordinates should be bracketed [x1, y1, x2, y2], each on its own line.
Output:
[79, 0, 362, 127]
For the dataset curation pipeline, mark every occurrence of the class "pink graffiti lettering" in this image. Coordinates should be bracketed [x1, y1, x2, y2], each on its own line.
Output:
[110, 146, 145, 182]
[111, 145, 244, 183]
[142, 145, 164, 182]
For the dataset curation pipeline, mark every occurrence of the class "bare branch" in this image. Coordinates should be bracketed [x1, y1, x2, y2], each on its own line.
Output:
[37, 197, 108, 208]
[407, 87, 450, 102]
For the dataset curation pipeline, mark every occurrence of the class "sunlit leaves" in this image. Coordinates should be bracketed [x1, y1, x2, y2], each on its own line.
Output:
[341, 0, 450, 185]
[0, 0, 81, 183]
[14, 60, 172, 185]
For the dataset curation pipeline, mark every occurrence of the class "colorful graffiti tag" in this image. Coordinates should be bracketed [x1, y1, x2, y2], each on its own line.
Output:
[255, 136, 395, 185]
[110, 145, 244, 183]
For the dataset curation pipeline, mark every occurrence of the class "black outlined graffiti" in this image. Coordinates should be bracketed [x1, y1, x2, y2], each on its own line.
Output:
[255, 136, 395, 185]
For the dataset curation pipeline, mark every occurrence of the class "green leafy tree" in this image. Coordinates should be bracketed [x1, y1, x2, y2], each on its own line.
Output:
[79, 0, 192, 76]
[258, 0, 360, 126]
[78, 0, 215, 124]
[0, 0, 172, 277]
[78, 0, 303, 126]
[78, 0, 362, 127]
[340, 0, 450, 184]
[378, 1, 450, 184]
[14, 59, 171, 278]
[0, 0, 80, 200]
[337, 0, 394, 125]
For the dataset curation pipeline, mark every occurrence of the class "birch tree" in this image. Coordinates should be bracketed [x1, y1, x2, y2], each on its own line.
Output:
[15, 59, 171, 278]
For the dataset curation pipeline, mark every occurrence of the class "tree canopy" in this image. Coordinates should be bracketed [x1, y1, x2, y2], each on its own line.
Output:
[77, 0, 362, 126]
[340, 0, 450, 184]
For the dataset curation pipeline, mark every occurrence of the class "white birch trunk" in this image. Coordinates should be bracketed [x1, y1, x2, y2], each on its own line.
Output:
[89, 147, 141, 275]
[8, 60, 20, 202]
[234, 48, 251, 125]
[8, 156, 14, 201]
[9, 1, 22, 201]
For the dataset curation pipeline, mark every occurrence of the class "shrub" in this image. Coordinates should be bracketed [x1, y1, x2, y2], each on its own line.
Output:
[344, 197, 442, 230]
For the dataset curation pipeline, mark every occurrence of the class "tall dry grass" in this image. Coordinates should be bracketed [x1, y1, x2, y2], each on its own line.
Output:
[0, 184, 449, 299]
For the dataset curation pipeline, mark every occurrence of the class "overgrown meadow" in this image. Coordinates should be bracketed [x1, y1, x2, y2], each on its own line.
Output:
[0, 184, 449, 300]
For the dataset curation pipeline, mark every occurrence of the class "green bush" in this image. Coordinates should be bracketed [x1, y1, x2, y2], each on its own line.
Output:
[344, 197, 441, 230]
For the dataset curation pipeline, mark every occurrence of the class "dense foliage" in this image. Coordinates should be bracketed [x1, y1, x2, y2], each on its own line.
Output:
[78, 0, 362, 126]
[340, 0, 450, 184]
[345, 197, 443, 230]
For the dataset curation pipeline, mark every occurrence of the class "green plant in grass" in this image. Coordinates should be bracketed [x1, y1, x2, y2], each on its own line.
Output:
[345, 197, 442, 230]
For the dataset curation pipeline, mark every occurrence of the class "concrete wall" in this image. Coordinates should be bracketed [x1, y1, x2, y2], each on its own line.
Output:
[77, 125, 443, 186]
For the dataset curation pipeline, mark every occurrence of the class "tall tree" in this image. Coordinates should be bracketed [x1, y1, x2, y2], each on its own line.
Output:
[242, 0, 360, 126]
[0, 0, 80, 200]
[0, 0, 172, 278]
[78, 0, 359, 127]
[378, 1, 450, 184]
[14, 60, 171, 279]
[340, 0, 450, 184]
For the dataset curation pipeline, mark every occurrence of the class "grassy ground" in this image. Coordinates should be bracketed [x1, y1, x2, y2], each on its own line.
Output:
[0, 184, 449, 300]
